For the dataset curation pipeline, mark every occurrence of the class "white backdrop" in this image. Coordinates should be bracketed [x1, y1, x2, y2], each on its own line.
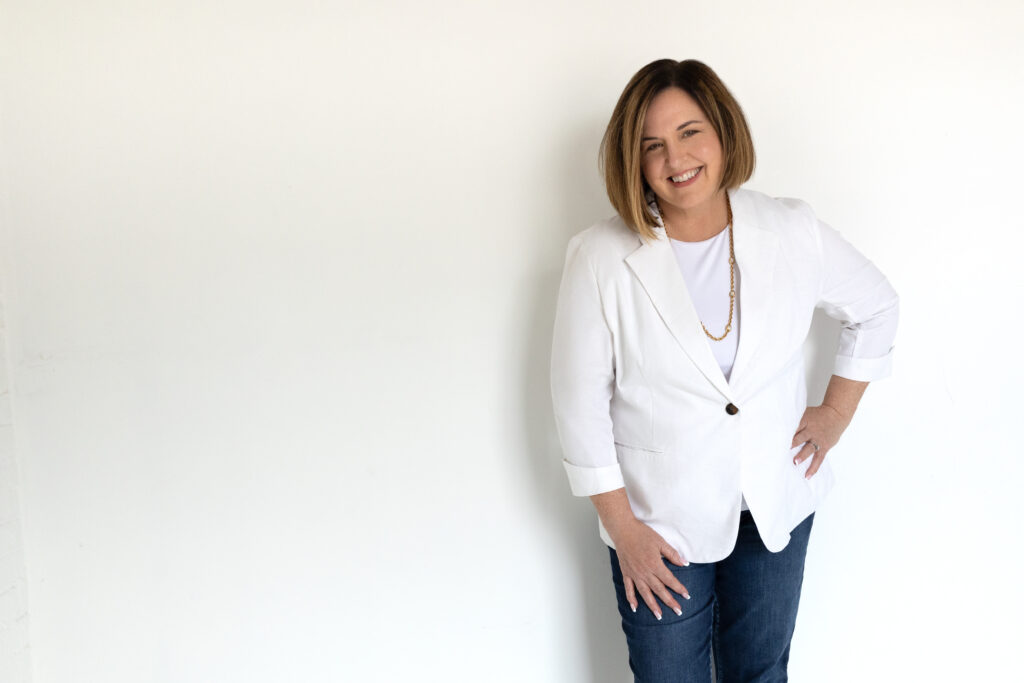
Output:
[1, 1, 1022, 681]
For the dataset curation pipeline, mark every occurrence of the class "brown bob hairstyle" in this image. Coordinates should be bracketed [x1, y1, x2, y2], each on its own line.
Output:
[599, 59, 756, 240]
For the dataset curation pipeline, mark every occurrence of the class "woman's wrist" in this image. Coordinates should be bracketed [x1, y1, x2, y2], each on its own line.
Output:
[821, 375, 869, 423]
[589, 488, 638, 541]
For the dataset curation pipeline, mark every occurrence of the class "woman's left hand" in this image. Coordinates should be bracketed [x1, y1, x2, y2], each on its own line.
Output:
[791, 404, 852, 479]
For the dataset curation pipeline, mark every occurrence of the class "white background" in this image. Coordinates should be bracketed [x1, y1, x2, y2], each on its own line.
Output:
[1, 1, 1022, 681]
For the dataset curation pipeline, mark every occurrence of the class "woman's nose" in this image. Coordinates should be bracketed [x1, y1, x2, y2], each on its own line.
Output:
[665, 142, 687, 169]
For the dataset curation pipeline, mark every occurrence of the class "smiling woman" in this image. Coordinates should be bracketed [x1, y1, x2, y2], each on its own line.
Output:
[551, 59, 899, 682]
[639, 89, 726, 241]
[600, 59, 755, 243]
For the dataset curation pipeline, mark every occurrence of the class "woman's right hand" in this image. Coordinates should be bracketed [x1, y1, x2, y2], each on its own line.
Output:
[609, 518, 691, 619]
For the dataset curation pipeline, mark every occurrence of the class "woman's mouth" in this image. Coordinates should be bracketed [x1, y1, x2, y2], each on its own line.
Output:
[669, 167, 702, 187]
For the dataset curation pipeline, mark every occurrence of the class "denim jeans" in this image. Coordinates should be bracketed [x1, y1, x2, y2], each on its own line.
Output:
[608, 511, 814, 683]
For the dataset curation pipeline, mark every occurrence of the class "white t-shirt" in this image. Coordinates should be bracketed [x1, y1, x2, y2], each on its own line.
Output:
[668, 228, 740, 381]
[670, 227, 749, 512]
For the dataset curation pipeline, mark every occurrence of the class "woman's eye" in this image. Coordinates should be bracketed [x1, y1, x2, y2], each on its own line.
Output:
[681, 129, 698, 138]
[645, 143, 663, 153]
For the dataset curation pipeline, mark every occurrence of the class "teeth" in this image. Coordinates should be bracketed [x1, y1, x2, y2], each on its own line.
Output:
[671, 168, 701, 182]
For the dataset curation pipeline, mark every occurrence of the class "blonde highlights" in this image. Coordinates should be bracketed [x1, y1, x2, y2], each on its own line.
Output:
[599, 59, 756, 240]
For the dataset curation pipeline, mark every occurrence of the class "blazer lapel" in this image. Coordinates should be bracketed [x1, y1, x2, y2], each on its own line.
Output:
[728, 187, 779, 387]
[625, 226, 734, 401]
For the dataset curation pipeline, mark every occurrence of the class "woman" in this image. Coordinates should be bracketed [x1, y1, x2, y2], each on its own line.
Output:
[550, 59, 898, 682]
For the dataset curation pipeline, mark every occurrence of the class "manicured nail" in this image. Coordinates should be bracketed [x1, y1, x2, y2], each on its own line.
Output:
[655, 612, 662, 620]
[682, 560, 690, 566]
[673, 607, 683, 616]
[793, 458, 799, 465]
[683, 593, 691, 600]
[805, 472, 813, 479]
[630, 603, 637, 613]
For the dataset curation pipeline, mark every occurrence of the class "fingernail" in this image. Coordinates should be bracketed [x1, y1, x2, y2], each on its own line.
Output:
[683, 593, 691, 600]
[674, 607, 682, 616]
[655, 612, 662, 620]
[630, 603, 636, 613]
[793, 458, 799, 465]
[682, 560, 690, 566]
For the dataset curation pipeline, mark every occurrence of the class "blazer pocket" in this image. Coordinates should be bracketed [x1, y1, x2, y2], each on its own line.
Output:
[613, 442, 691, 522]
[614, 441, 665, 455]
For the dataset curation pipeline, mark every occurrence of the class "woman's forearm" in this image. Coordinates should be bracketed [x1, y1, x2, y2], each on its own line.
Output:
[590, 488, 636, 541]
[821, 374, 869, 421]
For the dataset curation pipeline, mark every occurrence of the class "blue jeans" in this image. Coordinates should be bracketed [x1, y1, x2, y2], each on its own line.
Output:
[609, 511, 814, 683]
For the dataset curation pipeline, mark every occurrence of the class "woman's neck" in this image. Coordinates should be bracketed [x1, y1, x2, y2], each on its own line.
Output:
[659, 190, 730, 242]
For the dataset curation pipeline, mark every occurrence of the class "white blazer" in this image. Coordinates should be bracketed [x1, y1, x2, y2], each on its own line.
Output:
[550, 187, 899, 562]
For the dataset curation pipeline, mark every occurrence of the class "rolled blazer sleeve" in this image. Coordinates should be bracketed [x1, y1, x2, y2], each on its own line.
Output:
[550, 233, 624, 497]
[812, 213, 900, 382]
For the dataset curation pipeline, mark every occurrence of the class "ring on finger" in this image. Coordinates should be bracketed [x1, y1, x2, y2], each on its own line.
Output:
[810, 440, 820, 452]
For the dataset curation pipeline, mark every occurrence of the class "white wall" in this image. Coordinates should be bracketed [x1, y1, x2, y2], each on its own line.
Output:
[1, 1, 1021, 681]
[0, 270, 30, 681]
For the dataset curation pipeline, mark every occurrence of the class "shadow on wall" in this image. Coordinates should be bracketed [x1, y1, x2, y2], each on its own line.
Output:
[517, 119, 633, 681]
[803, 308, 843, 406]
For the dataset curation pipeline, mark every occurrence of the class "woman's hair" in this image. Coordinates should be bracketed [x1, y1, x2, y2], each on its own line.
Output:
[599, 59, 756, 240]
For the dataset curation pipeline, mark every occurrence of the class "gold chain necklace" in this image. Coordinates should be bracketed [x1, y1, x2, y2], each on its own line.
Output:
[660, 193, 736, 342]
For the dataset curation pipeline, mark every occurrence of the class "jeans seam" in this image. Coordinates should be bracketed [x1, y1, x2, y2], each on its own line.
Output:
[712, 593, 720, 682]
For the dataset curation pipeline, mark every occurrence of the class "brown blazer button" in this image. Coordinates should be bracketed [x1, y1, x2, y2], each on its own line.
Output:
[725, 403, 739, 415]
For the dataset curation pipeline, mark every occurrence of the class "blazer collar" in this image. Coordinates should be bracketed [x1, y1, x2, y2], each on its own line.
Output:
[625, 187, 778, 399]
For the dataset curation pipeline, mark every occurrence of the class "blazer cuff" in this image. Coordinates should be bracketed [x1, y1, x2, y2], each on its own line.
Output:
[833, 348, 894, 382]
[562, 460, 625, 497]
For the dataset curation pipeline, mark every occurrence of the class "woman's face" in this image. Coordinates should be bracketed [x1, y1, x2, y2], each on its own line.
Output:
[640, 87, 724, 219]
